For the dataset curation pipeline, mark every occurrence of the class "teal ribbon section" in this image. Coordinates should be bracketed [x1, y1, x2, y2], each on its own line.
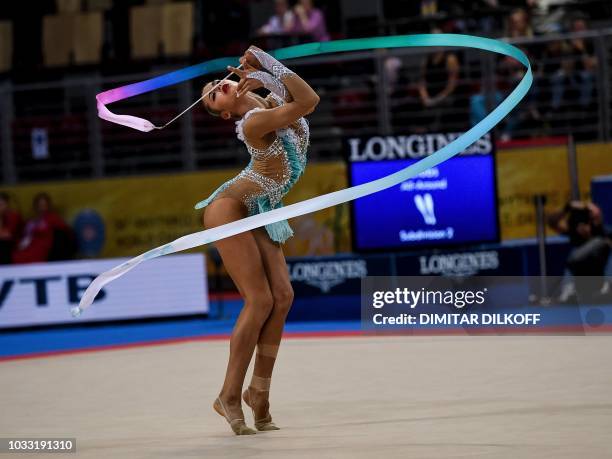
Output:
[73, 34, 532, 316]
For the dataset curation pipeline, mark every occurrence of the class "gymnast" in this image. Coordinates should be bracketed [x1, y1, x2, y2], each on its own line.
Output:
[197, 45, 319, 435]
[78, 34, 531, 438]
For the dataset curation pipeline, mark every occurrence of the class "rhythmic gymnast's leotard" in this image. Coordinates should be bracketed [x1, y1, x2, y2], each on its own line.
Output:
[194, 92, 309, 244]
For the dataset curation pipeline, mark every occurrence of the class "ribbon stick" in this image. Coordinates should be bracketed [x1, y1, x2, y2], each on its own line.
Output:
[97, 64, 242, 131]
[73, 34, 532, 317]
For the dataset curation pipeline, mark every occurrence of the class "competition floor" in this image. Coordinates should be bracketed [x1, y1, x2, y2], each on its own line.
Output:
[1, 334, 611, 458]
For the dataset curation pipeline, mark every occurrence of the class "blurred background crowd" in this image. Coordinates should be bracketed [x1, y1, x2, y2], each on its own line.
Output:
[1, 0, 610, 142]
[1, 1, 610, 71]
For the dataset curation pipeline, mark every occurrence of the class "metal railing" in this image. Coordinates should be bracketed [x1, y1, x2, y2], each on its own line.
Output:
[1, 29, 611, 185]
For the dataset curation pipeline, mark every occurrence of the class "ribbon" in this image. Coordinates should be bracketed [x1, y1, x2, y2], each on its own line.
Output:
[73, 34, 532, 316]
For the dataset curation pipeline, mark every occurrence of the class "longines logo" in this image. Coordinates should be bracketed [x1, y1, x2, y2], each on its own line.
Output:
[347, 132, 493, 162]
[289, 260, 368, 293]
[419, 251, 499, 276]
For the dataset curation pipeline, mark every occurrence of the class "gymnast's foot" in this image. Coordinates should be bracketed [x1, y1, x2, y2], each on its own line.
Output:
[213, 395, 256, 435]
[243, 387, 280, 431]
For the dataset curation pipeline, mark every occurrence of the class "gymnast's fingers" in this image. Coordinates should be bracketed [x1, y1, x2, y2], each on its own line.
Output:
[242, 61, 258, 73]
[227, 65, 245, 78]
[237, 81, 255, 98]
[236, 78, 248, 94]
[244, 49, 261, 70]
[236, 81, 248, 98]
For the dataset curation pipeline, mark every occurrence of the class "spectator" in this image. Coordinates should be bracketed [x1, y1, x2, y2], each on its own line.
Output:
[291, 0, 330, 42]
[505, 7, 534, 38]
[490, 8, 540, 139]
[0, 193, 23, 265]
[418, 50, 460, 109]
[257, 0, 295, 36]
[416, 28, 461, 131]
[550, 17, 597, 111]
[537, 39, 565, 112]
[12, 193, 74, 264]
[501, 7, 534, 68]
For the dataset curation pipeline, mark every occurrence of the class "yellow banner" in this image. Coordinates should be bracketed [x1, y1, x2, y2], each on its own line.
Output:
[5, 141, 611, 263]
[4, 162, 352, 272]
[497, 142, 612, 240]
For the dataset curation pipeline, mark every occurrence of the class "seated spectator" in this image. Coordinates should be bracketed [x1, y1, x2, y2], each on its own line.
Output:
[291, 0, 330, 42]
[257, 0, 295, 36]
[13, 193, 74, 264]
[0, 193, 24, 265]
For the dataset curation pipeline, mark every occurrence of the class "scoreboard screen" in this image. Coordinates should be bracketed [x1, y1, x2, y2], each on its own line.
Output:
[347, 133, 499, 251]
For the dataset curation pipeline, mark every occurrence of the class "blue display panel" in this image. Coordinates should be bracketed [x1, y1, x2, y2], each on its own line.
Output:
[347, 133, 499, 251]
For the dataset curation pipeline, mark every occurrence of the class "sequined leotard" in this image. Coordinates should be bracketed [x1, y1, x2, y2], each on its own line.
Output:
[195, 92, 309, 243]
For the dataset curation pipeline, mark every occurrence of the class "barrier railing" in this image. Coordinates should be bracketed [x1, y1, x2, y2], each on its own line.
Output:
[1, 29, 611, 184]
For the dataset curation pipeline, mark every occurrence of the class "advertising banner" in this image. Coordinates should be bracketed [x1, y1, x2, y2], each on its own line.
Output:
[0, 254, 208, 328]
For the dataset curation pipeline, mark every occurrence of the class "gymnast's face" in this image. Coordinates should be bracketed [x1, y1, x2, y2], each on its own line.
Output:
[202, 79, 239, 120]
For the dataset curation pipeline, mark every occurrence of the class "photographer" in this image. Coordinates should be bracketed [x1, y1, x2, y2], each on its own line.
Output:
[547, 200, 611, 300]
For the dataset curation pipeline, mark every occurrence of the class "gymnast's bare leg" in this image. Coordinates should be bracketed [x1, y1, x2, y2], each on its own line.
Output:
[204, 197, 274, 435]
[204, 197, 294, 433]
[242, 225, 294, 430]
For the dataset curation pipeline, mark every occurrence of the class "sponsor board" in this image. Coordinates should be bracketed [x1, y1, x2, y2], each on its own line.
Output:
[0, 254, 208, 328]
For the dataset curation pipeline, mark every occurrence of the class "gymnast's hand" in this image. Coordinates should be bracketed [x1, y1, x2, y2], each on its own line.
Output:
[227, 65, 265, 98]
[240, 47, 263, 71]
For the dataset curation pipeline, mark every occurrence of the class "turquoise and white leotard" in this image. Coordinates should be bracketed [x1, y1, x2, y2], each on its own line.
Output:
[194, 92, 309, 243]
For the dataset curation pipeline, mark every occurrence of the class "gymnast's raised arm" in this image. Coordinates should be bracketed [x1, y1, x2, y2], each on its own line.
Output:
[228, 46, 319, 139]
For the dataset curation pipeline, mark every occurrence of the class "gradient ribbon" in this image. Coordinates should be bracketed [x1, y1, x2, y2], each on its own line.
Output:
[73, 34, 532, 316]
